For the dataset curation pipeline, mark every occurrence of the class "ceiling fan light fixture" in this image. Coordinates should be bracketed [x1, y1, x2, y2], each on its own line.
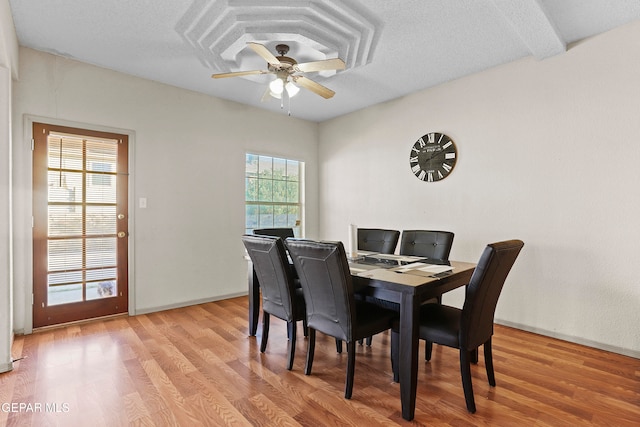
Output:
[285, 81, 300, 97]
[269, 77, 284, 95]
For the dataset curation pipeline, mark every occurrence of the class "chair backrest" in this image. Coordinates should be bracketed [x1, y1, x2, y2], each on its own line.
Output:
[357, 228, 400, 254]
[285, 239, 354, 342]
[241, 235, 299, 322]
[460, 239, 524, 350]
[253, 228, 295, 239]
[399, 230, 455, 261]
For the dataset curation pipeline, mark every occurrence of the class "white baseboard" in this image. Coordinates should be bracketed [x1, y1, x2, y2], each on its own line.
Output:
[496, 319, 640, 359]
[0, 361, 13, 373]
[134, 291, 248, 315]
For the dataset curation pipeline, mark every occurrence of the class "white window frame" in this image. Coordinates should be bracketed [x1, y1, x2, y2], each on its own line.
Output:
[244, 153, 303, 236]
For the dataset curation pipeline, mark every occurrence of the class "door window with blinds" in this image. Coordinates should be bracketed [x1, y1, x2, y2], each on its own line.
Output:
[33, 123, 129, 327]
[245, 153, 302, 236]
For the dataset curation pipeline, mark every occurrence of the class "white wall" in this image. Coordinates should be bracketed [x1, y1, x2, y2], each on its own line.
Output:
[12, 48, 319, 333]
[0, 66, 13, 373]
[318, 21, 640, 357]
[0, 0, 18, 373]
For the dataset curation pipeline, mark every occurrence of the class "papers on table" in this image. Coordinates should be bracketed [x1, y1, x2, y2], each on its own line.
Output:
[368, 254, 425, 263]
[349, 251, 458, 280]
[395, 262, 453, 274]
[356, 268, 429, 286]
[356, 250, 378, 256]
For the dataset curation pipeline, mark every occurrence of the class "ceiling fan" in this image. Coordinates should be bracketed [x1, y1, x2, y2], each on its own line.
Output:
[211, 42, 345, 99]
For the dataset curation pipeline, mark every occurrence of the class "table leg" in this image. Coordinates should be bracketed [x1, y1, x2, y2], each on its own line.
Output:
[248, 263, 260, 336]
[398, 292, 419, 421]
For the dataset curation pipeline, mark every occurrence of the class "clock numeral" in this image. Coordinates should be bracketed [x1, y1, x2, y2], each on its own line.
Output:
[411, 164, 422, 174]
[418, 137, 426, 148]
[411, 146, 420, 154]
[442, 141, 452, 149]
[409, 156, 419, 164]
[437, 134, 444, 144]
[418, 170, 426, 181]
[428, 133, 435, 143]
[445, 152, 456, 160]
[442, 163, 452, 172]
[427, 171, 434, 182]
[437, 170, 444, 180]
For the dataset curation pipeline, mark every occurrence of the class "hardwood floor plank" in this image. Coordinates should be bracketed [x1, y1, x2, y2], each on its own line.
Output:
[3, 296, 638, 426]
[248, 393, 302, 426]
[122, 391, 153, 424]
[139, 358, 202, 426]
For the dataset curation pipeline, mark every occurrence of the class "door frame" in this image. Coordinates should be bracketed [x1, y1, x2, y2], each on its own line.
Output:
[23, 115, 136, 333]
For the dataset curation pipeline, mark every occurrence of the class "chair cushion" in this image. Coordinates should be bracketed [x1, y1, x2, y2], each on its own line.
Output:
[417, 303, 462, 349]
[353, 301, 397, 340]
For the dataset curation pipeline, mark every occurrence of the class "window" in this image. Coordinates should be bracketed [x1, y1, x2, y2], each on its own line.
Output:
[245, 153, 302, 236]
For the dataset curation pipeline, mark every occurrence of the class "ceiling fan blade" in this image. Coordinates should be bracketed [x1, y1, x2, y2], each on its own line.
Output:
[211, 70, 268, 79]
[295, 58, 346, 73]
[260, 87, 272, 103]
[247, 42, 280, 65]
[294, 76, 336, 99]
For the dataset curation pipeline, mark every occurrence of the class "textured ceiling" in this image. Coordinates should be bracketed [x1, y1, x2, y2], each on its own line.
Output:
[8, 0, 640, 122]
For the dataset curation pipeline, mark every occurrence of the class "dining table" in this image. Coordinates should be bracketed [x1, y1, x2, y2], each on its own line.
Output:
[246, 251, 476, 421]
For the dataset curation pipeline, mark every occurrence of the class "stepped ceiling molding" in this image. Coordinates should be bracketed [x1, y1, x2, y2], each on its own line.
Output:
[176, 0, 380, 78]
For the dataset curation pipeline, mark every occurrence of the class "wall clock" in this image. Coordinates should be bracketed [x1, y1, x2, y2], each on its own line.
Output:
[409, 132, 458, 182]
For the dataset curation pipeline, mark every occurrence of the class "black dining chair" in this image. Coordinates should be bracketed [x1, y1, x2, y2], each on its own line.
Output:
[285, 239, 397, 399]
[391, 239, 524, 413]
[241, 234, 307, 371]
[399, 230, 455, 353]
[253, 227, 297, 279]
[354, 228, 399, 346]
[366, 229, 455, 347]
[357, 228, 400, 254]
[253, 227, 295, 239]
[399, 230, 455, 260]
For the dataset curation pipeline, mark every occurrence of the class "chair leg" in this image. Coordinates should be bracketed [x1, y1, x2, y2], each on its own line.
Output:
[335, 339, 343, 353]
[459, 348, 476, 413]
[471, 347, 479, 364]
[302, 318, 308, 337]
[260, 312, 270, 353]
[345, 341, 356, 399]
[425, 340, 433, 361]
[484, 338, 496, 386]
[305, 329, 316, 375]
[356, 336, 373, 345]
[286, 321, 295, 341]
[390, 329, 399, 383]
[286, 321, 297, 371]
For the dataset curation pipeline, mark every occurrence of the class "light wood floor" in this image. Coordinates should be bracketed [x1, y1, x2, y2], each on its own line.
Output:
[2, 296, 639, 426]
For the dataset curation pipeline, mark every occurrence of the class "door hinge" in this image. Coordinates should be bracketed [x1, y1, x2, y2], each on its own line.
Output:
[31, 138, 34, 151]
[31, 216, 34, 228]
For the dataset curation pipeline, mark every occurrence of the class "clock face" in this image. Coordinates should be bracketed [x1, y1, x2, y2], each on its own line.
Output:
[409, 132, 457, 182]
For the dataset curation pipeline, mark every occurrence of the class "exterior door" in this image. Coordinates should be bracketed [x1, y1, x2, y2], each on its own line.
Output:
[32, 123, 129, 328]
